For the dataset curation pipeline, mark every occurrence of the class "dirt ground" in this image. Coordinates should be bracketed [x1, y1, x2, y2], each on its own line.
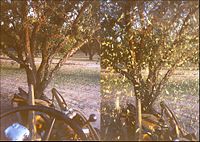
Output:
[0, 52, 199, 140]
[0, 52, 101, 129]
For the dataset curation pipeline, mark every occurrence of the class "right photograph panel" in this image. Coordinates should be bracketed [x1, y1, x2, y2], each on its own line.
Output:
[100, 0, 199, 141]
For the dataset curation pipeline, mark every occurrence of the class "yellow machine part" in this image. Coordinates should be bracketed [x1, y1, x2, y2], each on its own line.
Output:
[35, 115, 46, 131]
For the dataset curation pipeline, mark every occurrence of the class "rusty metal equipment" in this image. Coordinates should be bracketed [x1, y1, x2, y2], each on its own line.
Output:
[0, 88, 100, 141]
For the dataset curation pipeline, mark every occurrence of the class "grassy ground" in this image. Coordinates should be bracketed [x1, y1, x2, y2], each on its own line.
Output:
[54, 67, 100, 87]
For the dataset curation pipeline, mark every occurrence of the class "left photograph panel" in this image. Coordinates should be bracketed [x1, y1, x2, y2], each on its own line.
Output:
[0, 0, 100, 141]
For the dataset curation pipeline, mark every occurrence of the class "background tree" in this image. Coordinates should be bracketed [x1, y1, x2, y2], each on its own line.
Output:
[80, 38, 100, 60]
[0, 0, 100, 98]
[101, 0, 199, 112]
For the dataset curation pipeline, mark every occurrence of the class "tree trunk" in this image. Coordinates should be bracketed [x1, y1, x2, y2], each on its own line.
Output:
[34, 81, 48, 99]
[16, 47, 24, 68]
[16, 46, 24, 69]
[141, 93, 154, 112]
[89, 50, 94, 60]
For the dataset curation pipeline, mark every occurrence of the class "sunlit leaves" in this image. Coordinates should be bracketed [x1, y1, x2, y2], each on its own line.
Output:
[100, 0, 199, 127]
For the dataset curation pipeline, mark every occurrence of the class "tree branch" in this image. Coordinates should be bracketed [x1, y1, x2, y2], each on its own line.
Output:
[36, 37, 49, 83]
[155, 49, 196, 98]
[47, 1, 91, 57]
[1, 47, 25, 66]
[112, 64, 132, 81]
[162, 6, 198, 62]
[71, 1, 90, 29]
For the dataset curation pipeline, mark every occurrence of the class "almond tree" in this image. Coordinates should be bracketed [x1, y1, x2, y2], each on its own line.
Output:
[101, 0, 199, 112]
[1, 0, 100, 98]
[81, 38, 100, 60]
[101, 1, 198, 139]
